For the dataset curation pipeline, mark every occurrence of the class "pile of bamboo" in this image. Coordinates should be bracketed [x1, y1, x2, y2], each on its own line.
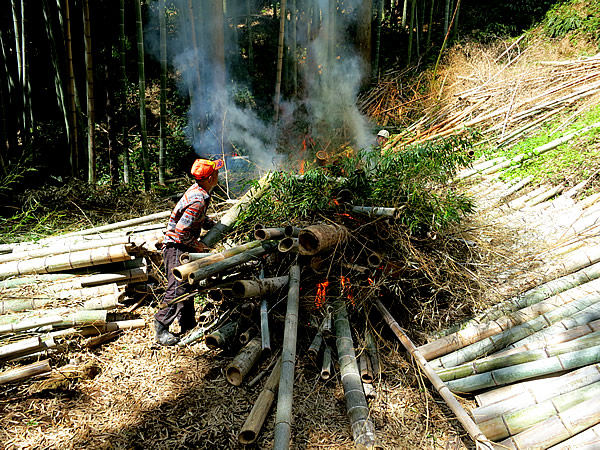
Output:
[382, 51, 600, 152]
[0, 212, 169, 387]
[419, 237, 600, 448]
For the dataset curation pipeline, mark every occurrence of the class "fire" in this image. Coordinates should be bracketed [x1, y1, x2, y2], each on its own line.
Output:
[367, 277, 374, 285]
[340, 276, 355, 306]
[299, 160, 306, 174]
[315, 280, 329, 309]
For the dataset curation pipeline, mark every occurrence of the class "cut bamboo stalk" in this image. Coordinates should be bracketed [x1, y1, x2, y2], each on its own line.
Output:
[523, 183, 565, 208]
[0, 336, 43, 359]
[284, 225, 301, 237]
[205, 321, 239, 349]
[422, 278, 600, 362]
[0, 315, 64, 334]
[53, 310, 108, 328]
[0, 359, 51, 385]
[260, 299, 270, 352]
[0, 274, 74, 289]
[365, 330, 381, 377]
[173, 240, 264, 281]
[431, 292, 600, 369]
[298, 224, 348, 256]
[363, 382, 376, 400]
[350, 206, 402, 218]
[45, 319, 146, 339]
[438, 331, 600, 382]
[186, 242, 277, 285]
[0, 298, 55, 313]
[375, 299, 492, 448]
[447, 344, 600, 393]
[499, 175, 533, 200]
[546, 422, 600, 450]
[178, 252, 211, 264]
[239, 328, 257, 345]
[367, 252, 383, 269]
[498, 396, 600, 450]
[278, 237, 299, 253]
[77, 266, 148, 287]
[84, 330, 123, 349]
[231, 276, 289, 298]
[0, 244, 134, 280]
[307, 330, 323, 359]
[226, 336, 263, 386]
[274, 265, 300, 450]
[82, 293, 124, 310]
[238, 356, 282, 445]
[321, 345, 332, 380]
[479, 381, 600, 441]
[359, 353, 374, 383]
[436, 261, 600, 339]
[202, 173, 272, 247]
[335, 299, 381, 449]
[473, 368, 595, 421]
[254, 227, 285, 240]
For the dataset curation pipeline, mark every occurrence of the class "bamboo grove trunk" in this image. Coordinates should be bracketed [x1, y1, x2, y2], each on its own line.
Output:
[333, 299, 380, 449]
[273, 264, 300, 449]
[134, 0, 150, 191]
[83, 0, 95, 183]
[273, 0, 287, 121]
[158, 0, 167, 185]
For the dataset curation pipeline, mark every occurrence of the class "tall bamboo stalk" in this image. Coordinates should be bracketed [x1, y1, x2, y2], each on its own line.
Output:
[134, 0, 150, 191]
[273, 264, 300, 449]
[334, 299, 380, 449]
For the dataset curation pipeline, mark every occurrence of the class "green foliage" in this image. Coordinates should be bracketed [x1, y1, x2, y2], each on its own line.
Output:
[543, 0, 600, 41]
[238, 136, 475, 235]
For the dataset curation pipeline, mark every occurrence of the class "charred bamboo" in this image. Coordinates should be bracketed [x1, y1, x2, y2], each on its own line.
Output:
[359, 353, 374, 384]
[238, 357, 282, 444]
[284, 225, 301, 238]
[239, 328, 257, 345]
[298, 224, 348, 256]
[274, 265, 300, 449]
[334, 299, 380, 449]
[231, 276, 289, 298]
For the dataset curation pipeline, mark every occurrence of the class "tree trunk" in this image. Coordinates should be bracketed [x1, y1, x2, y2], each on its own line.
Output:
[246, 0, 254, 73]
[291, 0, 297, 97]
[65, 0, 79, 176]
[426, 0, 435, 50]
[83, 0, 96, 184]
[158, 0, 167, 185]
[407, 0, 415, 64]
[119, 0, 130, 184]
[274, 0, 287, 121]
[372, 0, 383, 79]
[356, 0, 372, 82]
[134, 0, 151, 191]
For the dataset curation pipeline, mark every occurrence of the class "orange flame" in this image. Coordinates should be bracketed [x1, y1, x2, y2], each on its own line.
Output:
[315, 280, 329, 309]
[367, 277, 374, 285]
[341, 276, 355, 306]
[299, 159, 306, 174]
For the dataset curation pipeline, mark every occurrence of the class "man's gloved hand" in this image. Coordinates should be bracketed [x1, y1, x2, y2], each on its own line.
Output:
[194, 240, 210, 252]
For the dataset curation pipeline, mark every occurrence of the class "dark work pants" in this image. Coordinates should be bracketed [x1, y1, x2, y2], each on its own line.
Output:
[154, 245, 197, 330]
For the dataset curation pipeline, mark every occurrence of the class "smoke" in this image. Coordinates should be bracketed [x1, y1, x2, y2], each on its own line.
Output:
[145, 0, 375, 172]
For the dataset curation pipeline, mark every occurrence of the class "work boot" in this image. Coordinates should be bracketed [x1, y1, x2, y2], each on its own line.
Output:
[154, 319, 180, 346]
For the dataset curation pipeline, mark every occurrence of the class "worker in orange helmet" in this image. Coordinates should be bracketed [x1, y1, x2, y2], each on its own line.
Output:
[154, 158, 223, 346]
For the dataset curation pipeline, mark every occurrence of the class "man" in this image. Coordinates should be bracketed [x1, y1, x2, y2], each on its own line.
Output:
[376, 129, 390, 146]
[154, 158, 223, 346]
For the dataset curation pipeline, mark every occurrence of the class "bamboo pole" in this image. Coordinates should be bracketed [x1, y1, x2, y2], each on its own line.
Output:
[0, 359, 51, 385]
[0, 244, 133, 280]
[187, 242, 277, 284]
[84, 329, 123, 349]
[284, 225, 301, 237]
[53, 310, 108, 328]
[448, 344, 600, 394]
[359, 353, 374, 383]
[201, 173, 272, 247]
[260, 298, 270, 352]
[205, 321, 238, 349]
[0, 336, 43, 359]
[479, 381, 600, 441]
[0, 274, 74, 289]
[173, 240, 264, 281]
[498, 396, 600, 450]
[438, 331, 600, 382]
[278, 237, 299, 253]
[365, 330, 381, 377]
[178, 252, 211, 264]
[334, 299, 381, 449]
[226, 336, 263, 386]
[375, 299, 492, 449]
[298, 224, 348, 256]
[321, 345, 332, 380]
[431, 292, 600, 369]
[350, 206, 402, 218]
[546, 422, 600, 450]
[273, 265, 300, 449]
[307, 329, 322, 359]
[254, 227, 285, 240]
[239, 327, 257, 345]
[231, 276, 289, 298]
[238, 357, 282, 444]
[0, 315, 63, 334]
